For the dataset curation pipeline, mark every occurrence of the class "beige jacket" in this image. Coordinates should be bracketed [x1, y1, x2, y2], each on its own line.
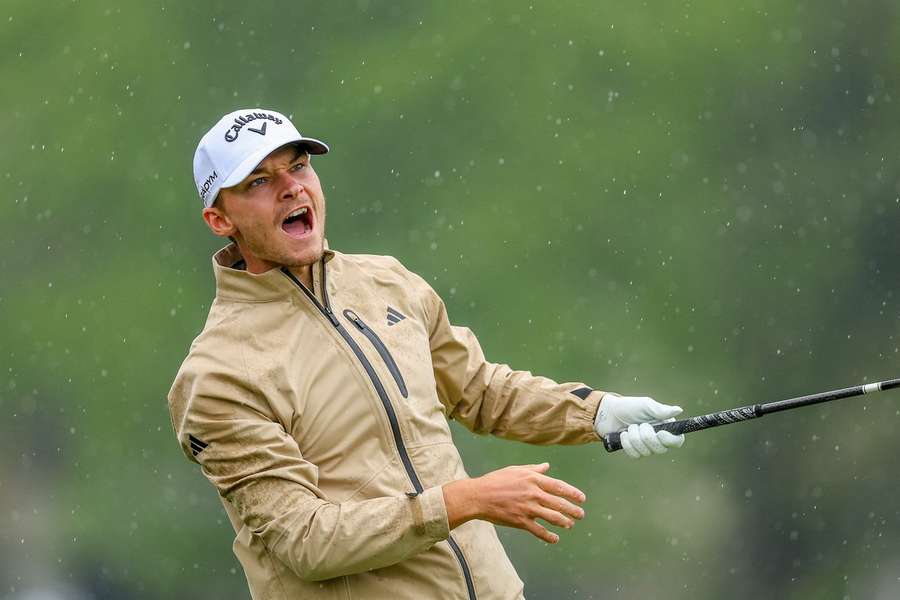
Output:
[168, 243, 606, 599]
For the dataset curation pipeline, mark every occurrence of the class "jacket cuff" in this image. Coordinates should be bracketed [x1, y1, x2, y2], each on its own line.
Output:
[411, 486, 450, 542]
[577, 390, 605, 442]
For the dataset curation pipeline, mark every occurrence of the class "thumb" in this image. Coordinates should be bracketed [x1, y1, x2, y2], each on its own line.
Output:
[525, 462, 551, 473]
[646, 398, 682, 421]
[657, 431, 685, 449]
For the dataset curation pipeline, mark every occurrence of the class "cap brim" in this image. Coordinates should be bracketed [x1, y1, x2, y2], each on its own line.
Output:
[220, 136, 330, 189]
[297, 137, 329, 155]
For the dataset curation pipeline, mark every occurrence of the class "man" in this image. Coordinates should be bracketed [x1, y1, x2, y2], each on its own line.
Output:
[168, 108, 685, 599]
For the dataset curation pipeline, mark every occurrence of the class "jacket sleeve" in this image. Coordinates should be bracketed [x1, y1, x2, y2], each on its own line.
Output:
[168, 360, 450, 582]
[410, 269, 606, 445]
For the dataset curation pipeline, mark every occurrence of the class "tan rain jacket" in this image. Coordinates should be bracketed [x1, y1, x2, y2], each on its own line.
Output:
[168, 243, 606, 599]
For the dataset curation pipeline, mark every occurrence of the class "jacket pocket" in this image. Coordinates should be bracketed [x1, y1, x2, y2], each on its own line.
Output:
[343, 309, 409, 398]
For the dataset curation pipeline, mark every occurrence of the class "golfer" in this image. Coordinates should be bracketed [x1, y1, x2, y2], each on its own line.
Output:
[168, 108, 686, 599]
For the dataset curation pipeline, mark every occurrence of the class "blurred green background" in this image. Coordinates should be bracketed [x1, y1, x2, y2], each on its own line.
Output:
[3, 1, 900, 598]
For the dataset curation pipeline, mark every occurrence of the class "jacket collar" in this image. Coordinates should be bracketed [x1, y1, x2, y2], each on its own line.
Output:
[212, 240, 334, 302]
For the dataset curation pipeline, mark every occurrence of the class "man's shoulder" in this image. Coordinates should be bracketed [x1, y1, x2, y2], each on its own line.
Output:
[335, 249, 403, 268]
[169, 302, 246, 391]
[332, 251, 438, 304]
[190, 299, 246, 349]
[333, 250, 422, 280]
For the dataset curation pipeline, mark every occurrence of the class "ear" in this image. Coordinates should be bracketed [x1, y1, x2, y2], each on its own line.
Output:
[202, 204, 237, 238]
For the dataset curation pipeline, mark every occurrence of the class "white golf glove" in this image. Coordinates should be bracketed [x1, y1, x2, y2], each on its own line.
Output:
[594, 394, 686, 459]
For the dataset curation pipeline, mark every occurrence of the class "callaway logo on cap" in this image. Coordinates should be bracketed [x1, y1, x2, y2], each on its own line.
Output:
[193, 108, 329, 207]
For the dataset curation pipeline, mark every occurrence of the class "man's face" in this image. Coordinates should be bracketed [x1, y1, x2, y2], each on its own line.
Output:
[204, 144, 326, 273]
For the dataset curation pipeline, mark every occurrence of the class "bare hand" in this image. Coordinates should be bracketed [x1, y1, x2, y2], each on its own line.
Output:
[442, 463, 586, 544]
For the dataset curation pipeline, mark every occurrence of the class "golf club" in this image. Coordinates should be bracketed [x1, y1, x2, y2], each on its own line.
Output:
[603, 377, 900, 452]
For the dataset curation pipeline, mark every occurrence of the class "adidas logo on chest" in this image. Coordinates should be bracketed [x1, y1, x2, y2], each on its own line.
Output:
[386, 306, 406, 326]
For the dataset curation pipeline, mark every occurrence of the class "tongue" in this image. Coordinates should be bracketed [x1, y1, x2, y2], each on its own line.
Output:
[282, 218, 308, 237]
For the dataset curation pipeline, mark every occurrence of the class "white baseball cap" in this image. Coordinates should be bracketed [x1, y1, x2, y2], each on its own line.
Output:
[193, 108, 329, 207]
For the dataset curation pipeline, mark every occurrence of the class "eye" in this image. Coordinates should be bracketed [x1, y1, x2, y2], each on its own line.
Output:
[248, 177, 267, 188]
[290, 161, 306, 172]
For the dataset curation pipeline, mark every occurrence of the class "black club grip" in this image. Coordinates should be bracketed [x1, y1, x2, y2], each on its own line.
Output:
[602, 404, 763, 453]
[602, 419, 689, 452]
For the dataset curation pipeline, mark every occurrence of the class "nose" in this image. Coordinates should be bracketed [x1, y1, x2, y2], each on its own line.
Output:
[275, 169, 304, 200]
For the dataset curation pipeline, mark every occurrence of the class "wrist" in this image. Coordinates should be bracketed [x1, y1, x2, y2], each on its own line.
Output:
[442, 478, 481, 529]
[594, 393, 622, 437]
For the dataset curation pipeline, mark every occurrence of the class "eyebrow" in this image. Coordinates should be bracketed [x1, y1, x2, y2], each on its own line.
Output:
[248, 146, 309, 177]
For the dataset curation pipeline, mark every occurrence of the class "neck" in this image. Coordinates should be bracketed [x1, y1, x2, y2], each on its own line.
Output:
[234, 242, 316, 290]
[288, 263, 314, 290]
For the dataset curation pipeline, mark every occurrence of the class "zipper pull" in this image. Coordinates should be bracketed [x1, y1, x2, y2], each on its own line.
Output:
[323, 307, 340, 328]
[342, 309, 365, 330]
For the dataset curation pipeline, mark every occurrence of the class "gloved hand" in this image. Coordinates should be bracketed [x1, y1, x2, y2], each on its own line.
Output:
[594, 394, 686, 459]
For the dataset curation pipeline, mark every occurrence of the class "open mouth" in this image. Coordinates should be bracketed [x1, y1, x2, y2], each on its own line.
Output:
[281, 206, 313, 238]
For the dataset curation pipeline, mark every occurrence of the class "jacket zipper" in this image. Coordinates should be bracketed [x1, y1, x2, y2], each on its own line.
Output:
[281, 265, 476, 600]
[342, 309, 408, 398]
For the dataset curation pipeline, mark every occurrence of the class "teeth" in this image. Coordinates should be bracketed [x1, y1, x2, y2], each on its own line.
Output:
[287, 207, 308, 219]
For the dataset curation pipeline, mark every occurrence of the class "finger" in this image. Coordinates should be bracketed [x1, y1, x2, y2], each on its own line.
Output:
[646, 397, 683, 422]
[538, 492, 585, 521]
[620, 427, 641, 459]
[639, 422, 667, 454]
[626, 423, 651, 457]
[522, 518, 559, 544]
[535, 475, 587, 504]
[658, 430, 685, 449]
[532, 505, 576, 529]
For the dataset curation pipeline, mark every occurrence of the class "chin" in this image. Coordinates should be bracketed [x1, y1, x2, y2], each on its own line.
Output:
[285, 238, 324, 266]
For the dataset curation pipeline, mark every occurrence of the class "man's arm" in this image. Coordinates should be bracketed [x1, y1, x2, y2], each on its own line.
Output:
[169, 366, 449, 582]
[410, 268, 603, 445]
[399, 264, 681, 542]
